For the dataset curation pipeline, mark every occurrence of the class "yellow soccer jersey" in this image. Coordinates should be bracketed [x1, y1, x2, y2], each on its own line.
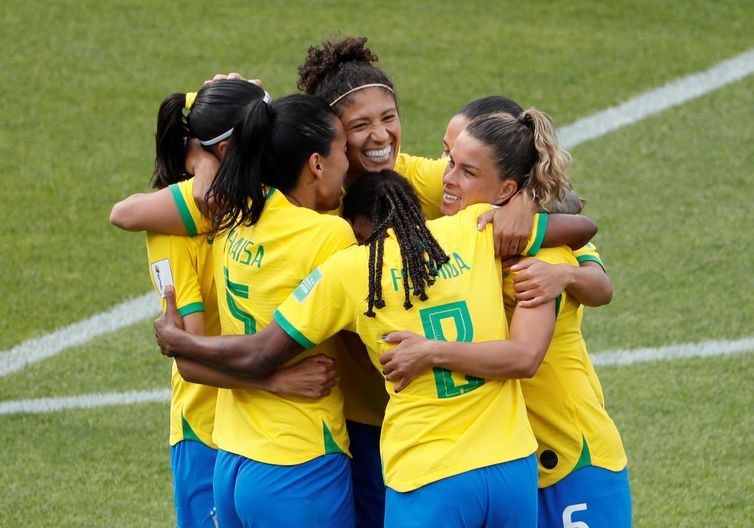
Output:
[394, 152, 447, 220]
[212, 189, 356, 465]
[146, 231, 219, 448]
[275, 203, 536, 492]
[170, 178, 390, 429]
[503, 246, 626, 487]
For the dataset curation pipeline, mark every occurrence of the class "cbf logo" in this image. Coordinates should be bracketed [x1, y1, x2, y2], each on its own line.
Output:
[150, 258, 174, 297]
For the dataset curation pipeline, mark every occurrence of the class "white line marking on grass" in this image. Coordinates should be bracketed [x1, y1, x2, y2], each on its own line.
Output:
[0, 293, 160, 377]
[560, 47, 754, 148]
[0, 389, 170, 415]
[2, 48, 754, 378]
[591, 337, 754, 366]
[1, 338, 751, 415]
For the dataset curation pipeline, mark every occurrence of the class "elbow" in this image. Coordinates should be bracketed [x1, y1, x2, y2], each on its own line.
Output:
[513, 348, 546, 379]
[110, 202, 137, 230]
[237, 347, 278, 379]
[568, 216, 598, 250]
[175, 360, 201, 384]
[517, 361, 541, 379]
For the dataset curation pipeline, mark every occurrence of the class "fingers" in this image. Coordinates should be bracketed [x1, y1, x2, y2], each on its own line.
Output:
[162, 285, 182, 326]
[500, 255, 520, 269]
[381, 330, 416, 344]
[516, 297, 547, 309]
[476, 209, 495, 231]
[510, 259, 534, 272]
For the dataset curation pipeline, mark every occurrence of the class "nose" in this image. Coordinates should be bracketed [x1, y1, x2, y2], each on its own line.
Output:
[442, 163, 458, 186]
[369, 123, 389, 143]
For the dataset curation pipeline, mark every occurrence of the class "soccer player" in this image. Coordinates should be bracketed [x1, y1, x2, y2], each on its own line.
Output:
[111, 82, 343, 528]
[171, 93, 356, 528]
[385, 108, 632, 527]
[441, 95, 613, 308]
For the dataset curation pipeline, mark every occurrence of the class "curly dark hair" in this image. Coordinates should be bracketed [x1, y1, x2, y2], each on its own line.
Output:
[297, 36, 395, 111]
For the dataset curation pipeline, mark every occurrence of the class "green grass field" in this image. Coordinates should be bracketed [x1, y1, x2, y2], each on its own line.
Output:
[2, 1, 753, 526]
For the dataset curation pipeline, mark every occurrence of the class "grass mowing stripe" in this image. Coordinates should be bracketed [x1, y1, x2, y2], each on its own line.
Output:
[0, 293, 160, 377]
[2, 48, 753, 378]
[2, 338, 752, 415]
[0, 389, 171, 415]
[591, 337, 754, 366]
[560, 47, 754, 148]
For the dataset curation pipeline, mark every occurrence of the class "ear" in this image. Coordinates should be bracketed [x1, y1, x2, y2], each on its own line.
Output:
[495, 179, 519, 205]
[216, 140, 230, 159]
[308, 152, 323, 181]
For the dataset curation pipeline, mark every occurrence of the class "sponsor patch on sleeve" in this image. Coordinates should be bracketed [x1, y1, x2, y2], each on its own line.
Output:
[150, 258, 174, 298]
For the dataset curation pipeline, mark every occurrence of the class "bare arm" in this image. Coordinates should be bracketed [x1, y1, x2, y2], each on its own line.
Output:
[380, 299, 556, 392]
[110, 141, 219, 234]
[110, 187, 188, 234]
[511, 259, 613, 308]
[155, 286, 304, 377]
[175, 354, 338, 399]
[542, 214, 597, 250]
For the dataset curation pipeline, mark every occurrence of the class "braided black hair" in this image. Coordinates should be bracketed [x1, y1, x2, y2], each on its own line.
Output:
[343, 170, 449, 317]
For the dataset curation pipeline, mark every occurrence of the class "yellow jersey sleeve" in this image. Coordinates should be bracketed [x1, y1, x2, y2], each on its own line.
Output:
[169, 178, 213, 235]
[145, 231, 218, 449]
[394, 152, 448, 220]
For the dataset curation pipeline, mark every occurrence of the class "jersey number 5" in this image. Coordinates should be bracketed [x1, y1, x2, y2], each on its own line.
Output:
[419, 301, 485, 399]
[224, 267, 256, 334]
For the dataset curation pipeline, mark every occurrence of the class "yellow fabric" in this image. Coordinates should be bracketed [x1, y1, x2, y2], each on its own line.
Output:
[275, 203, 536, 492]
[503, 246, 627, 487]
[213, 189, 356, 464]
[394, 152, 447, 221]
[145, 231, 219, 448]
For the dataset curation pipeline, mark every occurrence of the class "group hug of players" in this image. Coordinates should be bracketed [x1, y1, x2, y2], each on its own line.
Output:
[111, 36, 631, 528]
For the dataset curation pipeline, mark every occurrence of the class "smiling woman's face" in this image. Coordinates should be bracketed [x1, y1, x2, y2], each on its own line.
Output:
[441, 130, 513, 216]
[337, 87, 401, 183]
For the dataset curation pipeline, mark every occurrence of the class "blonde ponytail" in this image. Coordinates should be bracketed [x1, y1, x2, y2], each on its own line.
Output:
[520, 108, 572, 211]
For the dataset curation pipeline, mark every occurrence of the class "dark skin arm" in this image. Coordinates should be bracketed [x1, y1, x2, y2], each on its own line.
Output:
[155, 286, 304, 378]
[175, 355, 338, 399]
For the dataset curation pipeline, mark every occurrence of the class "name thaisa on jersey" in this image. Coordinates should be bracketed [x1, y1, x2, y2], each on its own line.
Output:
[226, 230, 265, 268]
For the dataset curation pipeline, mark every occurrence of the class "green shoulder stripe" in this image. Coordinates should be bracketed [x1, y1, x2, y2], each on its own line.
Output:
[169, 184, 198, 236]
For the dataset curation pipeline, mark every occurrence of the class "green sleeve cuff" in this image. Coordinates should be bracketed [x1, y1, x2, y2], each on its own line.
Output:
[576, 254, 606, 272]
[178, 302, 205, 317]
[273, 309, 316, 349]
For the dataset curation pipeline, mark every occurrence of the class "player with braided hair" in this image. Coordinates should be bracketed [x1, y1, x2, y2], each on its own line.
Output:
[343, 170, 449, 317]
[154, 165, 574, 526]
